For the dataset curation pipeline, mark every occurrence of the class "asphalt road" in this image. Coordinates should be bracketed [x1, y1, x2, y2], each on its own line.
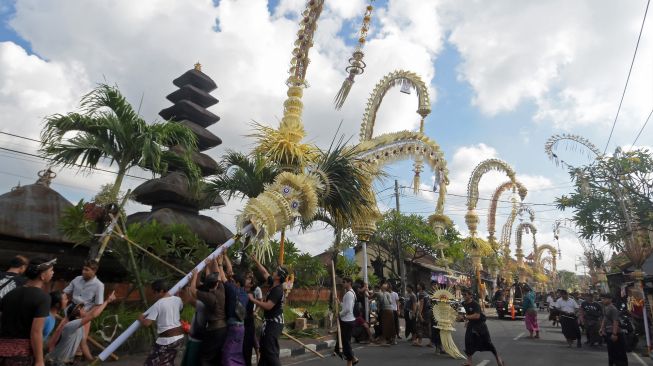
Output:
[284, 312, 653, 366]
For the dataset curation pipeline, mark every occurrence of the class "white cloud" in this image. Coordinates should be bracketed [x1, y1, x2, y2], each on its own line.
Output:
[443, 0, 653, 139]
[0, 0, 635, 269]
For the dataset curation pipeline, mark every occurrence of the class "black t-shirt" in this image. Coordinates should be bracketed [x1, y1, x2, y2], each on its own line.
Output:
[464, 300, 483, 326]
[581, 301, 603, 320]
[264, 283, 284, 320]
[0, 272, 27, 300]
[0, 286, 50, 339]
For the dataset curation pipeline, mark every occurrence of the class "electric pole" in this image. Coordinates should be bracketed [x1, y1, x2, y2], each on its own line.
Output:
[394, 180, 407, 295]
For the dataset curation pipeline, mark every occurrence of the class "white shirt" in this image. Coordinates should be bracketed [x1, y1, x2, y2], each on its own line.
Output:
[146, 296, 183, 345]
[390, 291, 399, 311]
[546, 295, 554, 304]
[63, 276, 104, 311]
[554, 297, 579, 313]
[340, 290, 356, 322]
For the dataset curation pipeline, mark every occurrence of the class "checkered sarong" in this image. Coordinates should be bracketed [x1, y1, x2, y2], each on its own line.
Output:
[144, 338, 183, 366]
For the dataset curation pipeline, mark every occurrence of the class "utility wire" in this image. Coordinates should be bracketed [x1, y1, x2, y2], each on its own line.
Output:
[631, 108, 653, 147]
[0, 146, 148, 181]
[604, 0, 651, 154]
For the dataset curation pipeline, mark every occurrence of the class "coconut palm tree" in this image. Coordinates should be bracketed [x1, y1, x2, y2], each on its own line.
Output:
[40, 83, 201, 200]
[206, 151, 280, 201]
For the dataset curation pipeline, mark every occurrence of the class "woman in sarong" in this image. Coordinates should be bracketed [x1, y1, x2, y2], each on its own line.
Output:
[380, 282, 396, 345]
[522, 286, 539, 339]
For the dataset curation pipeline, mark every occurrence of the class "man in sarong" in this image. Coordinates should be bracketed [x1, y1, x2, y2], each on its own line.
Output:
[221, 254, 249, 366]
[0, 257, 55, 366]
[553, 289, 581, 348]
[139, 280, 186, 366]
[462, 289, 505, 366]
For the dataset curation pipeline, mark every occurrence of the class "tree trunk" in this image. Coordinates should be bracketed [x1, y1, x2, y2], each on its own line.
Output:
[110, 169, 126, 202]
[279, 229, 286, 266]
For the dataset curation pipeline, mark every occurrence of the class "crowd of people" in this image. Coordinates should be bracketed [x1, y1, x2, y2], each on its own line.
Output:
[336, 279, 504, 366]
[0, 253, 289, 366]
[533, 289, 628, 365]
[0, 254, 639, 366]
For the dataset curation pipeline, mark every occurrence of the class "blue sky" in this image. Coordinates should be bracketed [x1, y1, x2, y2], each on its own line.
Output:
[0, 0, 651, 272]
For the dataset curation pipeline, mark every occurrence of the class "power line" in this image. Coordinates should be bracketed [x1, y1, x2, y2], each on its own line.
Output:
[604, 0, 651, 154]
[631, 108, 653, 147]
[0, 146, 148, 181]
[0, 132, 41, 143]
[400, 185, 560, 207]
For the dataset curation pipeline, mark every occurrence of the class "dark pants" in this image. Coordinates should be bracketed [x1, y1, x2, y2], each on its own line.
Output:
[200, 327, 227, 366]
[243, 317, 258, 366]
[259, 321, 283, 366]
[431, 318, 441, 347]
[393, 311, 399, 337]
[604, 333, 628, 366]
[335, 320, 355, 361]
[404, 310, 415, 338]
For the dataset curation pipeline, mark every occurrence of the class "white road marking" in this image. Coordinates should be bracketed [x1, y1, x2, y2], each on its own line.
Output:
[476, 360, 490, 366]
[513, 332, 525, 340]
[631, 352, 648, 366]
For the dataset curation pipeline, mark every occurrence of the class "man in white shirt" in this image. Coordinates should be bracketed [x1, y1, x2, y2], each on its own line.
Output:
[553, 290, 581, 347]
[139, 279, 186, 366]
[335, 277, 358, 366]
[389, 284, 400, 342]
[63, 259, 104, 361]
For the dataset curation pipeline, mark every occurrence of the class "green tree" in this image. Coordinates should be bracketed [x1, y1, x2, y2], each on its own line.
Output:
[294, 253, 328, 287]
[206, 151, 280, 201]
[369, 211, 439, 280]
[40, 84, 201, 200]
[557, 270, 580, 291]
[557, 148, 653, 251]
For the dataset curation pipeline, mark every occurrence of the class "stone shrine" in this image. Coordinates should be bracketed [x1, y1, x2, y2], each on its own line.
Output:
[128, 64, 232, 245]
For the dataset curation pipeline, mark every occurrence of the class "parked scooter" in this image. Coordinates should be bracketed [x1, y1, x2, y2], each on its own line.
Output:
[618, 302, 639, 352]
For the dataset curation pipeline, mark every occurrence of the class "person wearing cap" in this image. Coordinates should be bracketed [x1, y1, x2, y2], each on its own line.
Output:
[248, 254, 288, 366]
[600, 293, 628, 366]
[48, 291, 116, 366]
[553, 289, 581, 347]
[62, 259, 104, 361]
[189, 256, 228, 366]
[0, 257, 55, 366]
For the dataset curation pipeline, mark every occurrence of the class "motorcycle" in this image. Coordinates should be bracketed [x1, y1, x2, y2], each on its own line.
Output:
[618, 302, 639, 352]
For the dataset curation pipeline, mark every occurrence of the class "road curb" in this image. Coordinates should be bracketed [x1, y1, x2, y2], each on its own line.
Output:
[286, 339, 335, 358]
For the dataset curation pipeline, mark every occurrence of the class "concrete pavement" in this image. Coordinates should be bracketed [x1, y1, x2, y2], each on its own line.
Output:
[284, 311, 653, 366]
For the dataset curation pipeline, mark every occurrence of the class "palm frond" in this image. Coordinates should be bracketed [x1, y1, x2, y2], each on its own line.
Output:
[312, 136, 380, 228]
[205, 151, 280, 201]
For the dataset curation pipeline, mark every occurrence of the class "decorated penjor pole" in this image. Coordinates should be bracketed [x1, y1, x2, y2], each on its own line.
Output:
[96, 223, 253, 362]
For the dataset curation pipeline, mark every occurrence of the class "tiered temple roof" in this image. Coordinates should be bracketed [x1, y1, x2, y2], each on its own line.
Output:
[128, 64, 232, 245]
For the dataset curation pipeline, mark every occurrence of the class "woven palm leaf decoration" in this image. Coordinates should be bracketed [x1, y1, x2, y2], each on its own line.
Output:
[333, 1, 375, 109]
[432, 289, 466, 359]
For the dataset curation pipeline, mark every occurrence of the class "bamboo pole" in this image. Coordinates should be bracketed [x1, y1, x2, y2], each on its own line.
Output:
[54, 314, 119, 361]
[113, 226, 186, 276]
[95, 190, 131, 262]
[331, 260, 343, 355]
[283, 331, 326, 359]
[94, 224, 253, 363]
[279, 228, 286, 266]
